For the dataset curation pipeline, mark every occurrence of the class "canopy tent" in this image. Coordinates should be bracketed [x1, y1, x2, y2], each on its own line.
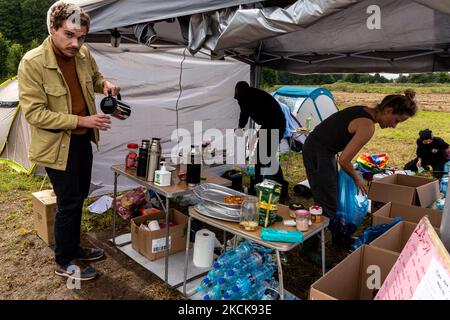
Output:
[73, 0, 450, 74]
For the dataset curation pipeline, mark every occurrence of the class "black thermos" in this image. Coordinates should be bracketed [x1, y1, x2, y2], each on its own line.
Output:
[136, 140, 150, 177]
[186, 145, 201, 186]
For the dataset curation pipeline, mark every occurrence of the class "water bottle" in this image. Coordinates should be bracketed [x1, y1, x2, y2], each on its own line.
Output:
[216, 241, 254, 267]
[203, 284, 224, 300]
[232, 264, 275, 294]
[440, 175, 448, 197]
[197, 277, 214, 294]
[187, 145, 202, 186]
[206, 263, 225, 282]
[223, 290, 243, 300]
[241, 250, 272, 273]
[243, 281, 272, 300]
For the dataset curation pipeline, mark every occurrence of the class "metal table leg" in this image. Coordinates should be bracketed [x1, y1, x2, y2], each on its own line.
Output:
[164, 196, 170, 286]
[183, 216, 192, 296]
[321, 228, 326, 275]
[112, 172, 118, 246]
[276, 250, 284, 300]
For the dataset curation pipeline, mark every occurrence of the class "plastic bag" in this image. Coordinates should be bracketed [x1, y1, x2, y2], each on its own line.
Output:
[350, 217, 403, 251]
[112, 187, 147, 220]
[333, 169, 369, 240]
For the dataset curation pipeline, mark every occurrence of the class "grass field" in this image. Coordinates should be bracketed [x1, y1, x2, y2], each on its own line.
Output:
[0, 83, 449, 299]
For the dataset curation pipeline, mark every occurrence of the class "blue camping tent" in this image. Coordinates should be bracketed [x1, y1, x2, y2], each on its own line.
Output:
[273, 86, 338, 131]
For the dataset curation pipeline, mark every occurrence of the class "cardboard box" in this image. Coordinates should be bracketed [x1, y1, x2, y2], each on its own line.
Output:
[131, 209, 188, 261]
[371, 202, 442, 229]
[32, 189, 57, 246]
[368, 174, 439, 207]
[370, 220, 440, 254]
[309, 245, 400, 300]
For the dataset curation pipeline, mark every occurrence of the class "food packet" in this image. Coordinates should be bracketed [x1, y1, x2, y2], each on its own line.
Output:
[255, 179, 282, 227]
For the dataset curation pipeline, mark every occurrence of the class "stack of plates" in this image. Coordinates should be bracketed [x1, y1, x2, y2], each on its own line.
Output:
[193, 183, 246, 222]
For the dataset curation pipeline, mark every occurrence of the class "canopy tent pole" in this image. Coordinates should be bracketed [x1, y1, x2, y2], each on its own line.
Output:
[440, 182, 450, 251]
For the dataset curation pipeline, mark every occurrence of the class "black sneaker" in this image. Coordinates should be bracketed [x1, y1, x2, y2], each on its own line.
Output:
[55, 259, 97, 281]
[76, 247, 105, 262]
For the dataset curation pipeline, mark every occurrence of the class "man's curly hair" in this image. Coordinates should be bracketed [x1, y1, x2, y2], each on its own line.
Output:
[50, 2, 90, 32]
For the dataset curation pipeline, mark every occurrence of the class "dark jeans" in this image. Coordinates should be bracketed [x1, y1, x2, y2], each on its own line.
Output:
[302, 137, 341, 249]
[302, 138, 338, 219]
[45, 133, 93, 265]
[250, 127, 288, 200]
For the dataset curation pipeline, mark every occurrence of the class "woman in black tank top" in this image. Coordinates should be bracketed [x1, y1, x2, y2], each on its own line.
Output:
[302, 90, 418, 249]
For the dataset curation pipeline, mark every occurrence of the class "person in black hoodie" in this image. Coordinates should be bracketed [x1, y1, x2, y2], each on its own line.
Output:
[234, 81, 287, 199]
[404, 129, 449, 178]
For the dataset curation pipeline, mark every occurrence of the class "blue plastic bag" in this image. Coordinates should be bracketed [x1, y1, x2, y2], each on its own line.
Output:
[351, 216, 403, 251]
[332, 169, 369, 241]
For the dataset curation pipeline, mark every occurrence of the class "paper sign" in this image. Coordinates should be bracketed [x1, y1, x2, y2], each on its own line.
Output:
[375, 216, 450, 300]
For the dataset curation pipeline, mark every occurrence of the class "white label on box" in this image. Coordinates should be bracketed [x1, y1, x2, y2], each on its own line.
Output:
[152, 236, 172, 253]
[412, 257, 450, 300]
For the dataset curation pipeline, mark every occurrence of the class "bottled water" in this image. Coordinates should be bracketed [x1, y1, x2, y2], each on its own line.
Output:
[440, 175, 448, 197]
[216, 241, 254, 267]
[241, 250, 272, 273]
[206, 262, 225, 282]
[203, 284, 224, 300]
[243, 280, 272, 300]
[232, 264, 275, 294]
[197, 277, 214, 294]
[223, 289, 243, 300]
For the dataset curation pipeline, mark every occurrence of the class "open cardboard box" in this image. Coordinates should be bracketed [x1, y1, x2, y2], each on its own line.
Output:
[131, 209, 188, 261]
[309, 245, 400, 300]
[372, 202, 442, 229]
[32, 189, 57, 246]
[368, 174, 439, 208]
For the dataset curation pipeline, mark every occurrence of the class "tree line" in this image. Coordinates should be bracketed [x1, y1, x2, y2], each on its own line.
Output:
[0, 0, 55, 83]
[261, 69, 450, 87]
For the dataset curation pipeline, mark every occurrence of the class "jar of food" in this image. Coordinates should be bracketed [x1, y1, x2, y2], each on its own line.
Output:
[310, 205, 323, 223]
[295, 209, 310, 232]
[125, 142, 139, 171]
[239, 196, 259, 231]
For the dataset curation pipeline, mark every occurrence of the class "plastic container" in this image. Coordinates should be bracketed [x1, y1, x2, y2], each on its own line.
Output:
[440, 175, 448, 197]
[125, 142, 139, 171]
[232, 264, 275, 294]
[154, 161, 171, 187]
[295, 209, 309, 232]
[309, 205, 323, 223]
[216, 241, 254, 267]
[239, 196, 259, 231]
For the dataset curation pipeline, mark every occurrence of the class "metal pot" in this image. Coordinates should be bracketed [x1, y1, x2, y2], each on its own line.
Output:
[100, 93, 131, 120]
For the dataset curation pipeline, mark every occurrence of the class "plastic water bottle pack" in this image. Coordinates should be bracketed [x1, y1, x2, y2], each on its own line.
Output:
[197, 241, 280, 300]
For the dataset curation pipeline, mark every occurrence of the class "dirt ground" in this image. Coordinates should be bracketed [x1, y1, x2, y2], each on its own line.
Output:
[333, 91, 450, 112]
[0, 179, 350, 300]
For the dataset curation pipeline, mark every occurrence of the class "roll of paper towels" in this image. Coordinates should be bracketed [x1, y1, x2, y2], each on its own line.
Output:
[193, 229, 216, 268]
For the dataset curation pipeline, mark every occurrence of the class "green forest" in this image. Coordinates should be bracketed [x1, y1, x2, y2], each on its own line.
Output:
[1, 0, 449, 86]
[0, 0, 55, 83]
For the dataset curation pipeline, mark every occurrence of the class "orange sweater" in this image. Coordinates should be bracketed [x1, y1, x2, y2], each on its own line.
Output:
[53, 44, 88, 135]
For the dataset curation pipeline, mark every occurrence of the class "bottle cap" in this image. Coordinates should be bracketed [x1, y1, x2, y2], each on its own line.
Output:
[127, 143, 139, 149]
[309, 206, 323, 215]
[295, 209, 309, 217]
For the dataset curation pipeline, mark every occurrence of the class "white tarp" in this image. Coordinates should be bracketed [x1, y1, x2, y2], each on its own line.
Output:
[88, 43, 249, 196]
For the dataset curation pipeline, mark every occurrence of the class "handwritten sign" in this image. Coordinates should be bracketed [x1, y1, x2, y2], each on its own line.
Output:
[375, 216, 450, 300]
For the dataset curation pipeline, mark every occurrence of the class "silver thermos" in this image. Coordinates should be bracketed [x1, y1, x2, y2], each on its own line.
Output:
[146, 138, 161, 182]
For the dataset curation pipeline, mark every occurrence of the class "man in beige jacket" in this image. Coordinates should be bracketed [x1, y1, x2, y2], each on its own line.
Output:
[18, 2, 119, 281]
